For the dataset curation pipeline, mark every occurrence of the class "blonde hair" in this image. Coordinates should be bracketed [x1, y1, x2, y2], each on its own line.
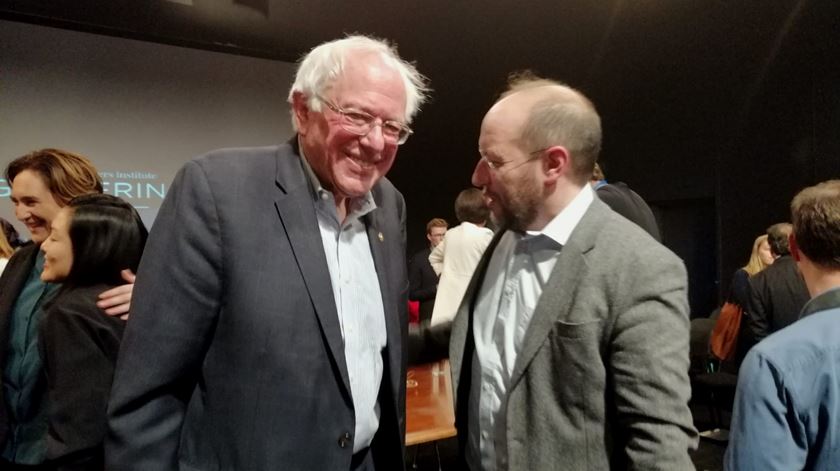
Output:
[743, 234, 770, 276]
[0, 229, 13, 259]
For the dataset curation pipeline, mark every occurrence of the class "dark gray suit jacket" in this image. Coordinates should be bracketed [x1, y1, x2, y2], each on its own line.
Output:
[106, 142, 408, 470]
[744, 255, 810, 349]
[450, 198, 697, 470]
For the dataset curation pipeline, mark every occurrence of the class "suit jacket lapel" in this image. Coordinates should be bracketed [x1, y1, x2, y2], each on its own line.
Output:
[272, 142, 351, 396]
[508, 199, 608, 390]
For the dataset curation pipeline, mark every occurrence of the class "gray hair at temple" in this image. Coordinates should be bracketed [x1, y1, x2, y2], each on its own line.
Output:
[287, 35, 430, 129]
[501, 71, 602, 185]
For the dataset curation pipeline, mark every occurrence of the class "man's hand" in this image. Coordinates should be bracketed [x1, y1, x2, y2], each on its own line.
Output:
[97, 269, 136, 320]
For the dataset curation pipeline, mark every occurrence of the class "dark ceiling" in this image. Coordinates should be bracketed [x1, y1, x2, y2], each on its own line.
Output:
[2, 0, 838, 282]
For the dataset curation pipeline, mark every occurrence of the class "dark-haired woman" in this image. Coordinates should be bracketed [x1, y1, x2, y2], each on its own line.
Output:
[38, 194, 147, 470]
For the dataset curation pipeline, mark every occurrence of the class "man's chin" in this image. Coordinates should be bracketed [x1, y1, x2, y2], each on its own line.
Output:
[335, 179, 376, 200]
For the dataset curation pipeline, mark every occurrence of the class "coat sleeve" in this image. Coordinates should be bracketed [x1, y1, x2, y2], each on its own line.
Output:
[608, 253, 698, 469]
[41, 297, 122, 471]
[105, 160, 224, 469]
[428, 236, 445, 276]
[745, 273, 771, 346]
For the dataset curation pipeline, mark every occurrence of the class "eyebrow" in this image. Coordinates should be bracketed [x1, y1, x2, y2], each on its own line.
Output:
[11, 195, 39, 203]
[341, 101, 405, 124]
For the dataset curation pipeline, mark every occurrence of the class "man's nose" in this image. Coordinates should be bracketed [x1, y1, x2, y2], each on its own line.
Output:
[14, 204, 29, 222]
[472, 159, 489, 187]
[359, 124, 386, 153]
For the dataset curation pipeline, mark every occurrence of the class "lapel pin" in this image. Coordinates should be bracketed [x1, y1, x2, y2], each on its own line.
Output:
[378, 232, 384, 242]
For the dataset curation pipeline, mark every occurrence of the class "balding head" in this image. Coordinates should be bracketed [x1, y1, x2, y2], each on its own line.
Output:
[492, 78, 602, 185]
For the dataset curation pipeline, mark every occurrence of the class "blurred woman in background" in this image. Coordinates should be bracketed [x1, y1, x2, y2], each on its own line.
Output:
[0, 228, 14, 276]
[729, 234, 774, 309]
[38, 194, 147, 470]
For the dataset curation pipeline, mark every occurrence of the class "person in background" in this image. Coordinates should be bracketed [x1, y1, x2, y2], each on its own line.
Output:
[106, 35, 428, 471]
[0, 229, 13, 276]
[0, 149, 134, 470]
[428, 188, 493, 326]
[726, 179, 840, 470]
[39, 194, 147, 471]
[0, 217, 23, 249]
[728, 234, 774, 310]
[743, 222, 810, 349]
[590, 162, 661, 241]
[409, 218, 448, 324]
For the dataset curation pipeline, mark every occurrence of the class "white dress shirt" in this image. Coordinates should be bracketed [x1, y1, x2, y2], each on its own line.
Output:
[300, 150, 387, 453]
[468, 184, 594, 470]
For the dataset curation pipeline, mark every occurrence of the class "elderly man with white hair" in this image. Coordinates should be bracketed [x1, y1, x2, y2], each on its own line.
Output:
[106, 36, 428, 471]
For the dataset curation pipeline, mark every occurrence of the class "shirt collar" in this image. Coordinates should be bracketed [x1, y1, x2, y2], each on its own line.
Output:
[524, 183, 594, 247]
[800, 286, 840, 318]
[297, 139, 377, 218]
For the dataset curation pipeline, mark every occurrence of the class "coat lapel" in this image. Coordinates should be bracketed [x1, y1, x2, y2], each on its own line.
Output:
[272, 143, 351, 396]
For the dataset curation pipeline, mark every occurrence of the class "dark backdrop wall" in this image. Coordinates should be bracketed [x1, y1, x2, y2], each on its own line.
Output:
[2, 0, 839, 317]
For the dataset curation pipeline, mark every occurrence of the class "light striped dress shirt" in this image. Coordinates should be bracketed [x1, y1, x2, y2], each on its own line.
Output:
[300, 152, 387, 453]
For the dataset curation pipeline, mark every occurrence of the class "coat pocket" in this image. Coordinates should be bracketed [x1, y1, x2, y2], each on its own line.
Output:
[552, 319, 600, 340]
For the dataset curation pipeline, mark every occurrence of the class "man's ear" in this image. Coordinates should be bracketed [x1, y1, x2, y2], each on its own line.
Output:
[291, 91, 311, 135]
[543, 145, 571, 184]
[789, 233, 801, 262]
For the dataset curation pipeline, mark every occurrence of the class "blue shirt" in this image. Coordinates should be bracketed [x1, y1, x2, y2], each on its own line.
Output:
[725, 286, 840, 470]
[2, 250, 58, 464]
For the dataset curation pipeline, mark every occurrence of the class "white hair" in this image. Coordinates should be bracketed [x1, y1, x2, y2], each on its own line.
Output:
[287, 35, 429, 129]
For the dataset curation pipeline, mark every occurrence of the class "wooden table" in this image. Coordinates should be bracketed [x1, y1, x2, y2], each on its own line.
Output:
[405, 360, 457, 446]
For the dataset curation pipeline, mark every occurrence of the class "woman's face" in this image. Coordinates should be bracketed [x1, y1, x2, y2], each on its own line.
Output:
[759, 240, 774, 266]
[40, 208, 74, 282]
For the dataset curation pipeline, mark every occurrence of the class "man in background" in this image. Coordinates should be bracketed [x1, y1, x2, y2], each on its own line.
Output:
[744, 222, 810, 349]
[429, 188, 493, 326]
[450, 74, 696, 470]
[726, 180, 840, 470]
[409, 218, 447, 323]
[590, 162, 661, 241]
[107, 36, 428, 470]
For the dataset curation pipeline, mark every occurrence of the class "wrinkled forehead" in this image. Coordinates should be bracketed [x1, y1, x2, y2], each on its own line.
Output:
[10, 168, 50, 196]
[329, 52, 406, 95]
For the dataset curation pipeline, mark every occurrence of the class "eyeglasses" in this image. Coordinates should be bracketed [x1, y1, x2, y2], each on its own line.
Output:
[479, 147, 548, 172]
[316, 95, 413, 145]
